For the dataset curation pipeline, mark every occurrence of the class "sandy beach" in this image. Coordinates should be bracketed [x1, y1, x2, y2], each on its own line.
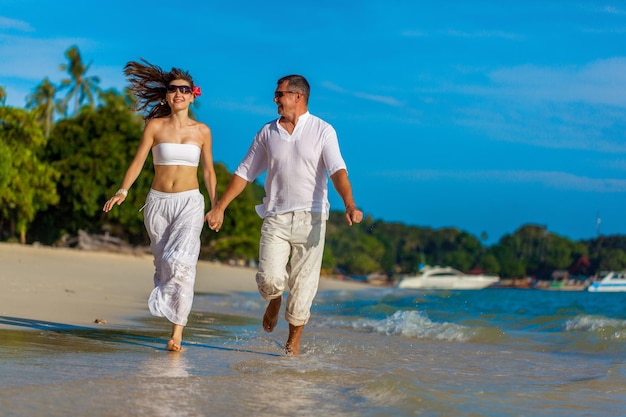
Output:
[2, 244, 625, 417]
[0, 243, 368, 329]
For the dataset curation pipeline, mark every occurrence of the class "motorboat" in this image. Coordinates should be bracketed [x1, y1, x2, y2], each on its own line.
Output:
[587, 271, 626, 292]
[397, 265, 500, 290]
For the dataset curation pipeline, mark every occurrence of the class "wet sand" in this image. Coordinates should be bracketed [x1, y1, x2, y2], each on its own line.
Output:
[2, 244, 625, 417]
[0, 243, 368, 329]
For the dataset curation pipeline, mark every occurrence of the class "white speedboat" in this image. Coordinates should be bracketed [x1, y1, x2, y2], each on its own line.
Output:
[397, 265, 499, 290]
[587, 271, 626, 292]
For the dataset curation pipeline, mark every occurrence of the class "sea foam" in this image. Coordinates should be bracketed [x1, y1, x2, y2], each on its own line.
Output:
[324, 310, 475, 342]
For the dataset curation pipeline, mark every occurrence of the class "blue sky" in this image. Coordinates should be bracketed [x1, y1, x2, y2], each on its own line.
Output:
[1, 1, 625, 244]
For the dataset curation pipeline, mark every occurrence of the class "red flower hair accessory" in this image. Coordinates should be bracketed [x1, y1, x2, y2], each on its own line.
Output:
[193, 86, 202, 98]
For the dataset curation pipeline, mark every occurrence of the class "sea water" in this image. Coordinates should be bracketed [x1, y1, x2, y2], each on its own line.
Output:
[1, 286, 626, 416]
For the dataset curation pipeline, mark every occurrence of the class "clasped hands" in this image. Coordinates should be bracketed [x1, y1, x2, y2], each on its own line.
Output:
[205, 206, 362, 232]
[205, 208, 223, 232]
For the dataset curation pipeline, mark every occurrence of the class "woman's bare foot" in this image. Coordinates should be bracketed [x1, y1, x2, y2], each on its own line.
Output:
[167, 338, 184, 352]
[285, 324, 304, 356]
[167, 324, 185, 352]
[263, 296, 282, 332]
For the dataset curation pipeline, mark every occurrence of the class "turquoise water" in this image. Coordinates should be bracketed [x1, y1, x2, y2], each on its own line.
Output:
[1, 287, 626, 416]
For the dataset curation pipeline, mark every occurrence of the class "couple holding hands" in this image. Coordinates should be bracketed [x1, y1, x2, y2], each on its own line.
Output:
[103, 60, 362, 356]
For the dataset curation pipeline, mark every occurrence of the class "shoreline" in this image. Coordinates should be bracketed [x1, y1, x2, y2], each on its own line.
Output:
[0, 243, 369, 330]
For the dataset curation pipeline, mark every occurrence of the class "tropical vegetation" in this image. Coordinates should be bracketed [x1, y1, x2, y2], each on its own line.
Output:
[2, 46, 625, 282]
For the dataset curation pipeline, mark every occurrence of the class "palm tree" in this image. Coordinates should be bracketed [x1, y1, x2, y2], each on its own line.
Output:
[59, 45, 101, 115]
[26, 78, 62, 138]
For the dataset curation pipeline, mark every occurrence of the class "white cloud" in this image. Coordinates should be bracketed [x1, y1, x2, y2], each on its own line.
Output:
[487, 58, 626, 107]
[401, 28, 520, 40]
[606, 159, 626, 171]
[0, 34, 89, 81]
[321, 81, 403, 106]
[427, 58, 626, 109]
[443, 29, 520, 40]
[453, 103, 626, 154]
[432, 57, 626, 153]
[377, 169, 626, 193]
[0, 34, 120, 107]
[401, 30, 428, 37]
[0, 16, 33, 32]
[603, 5, 626, 15]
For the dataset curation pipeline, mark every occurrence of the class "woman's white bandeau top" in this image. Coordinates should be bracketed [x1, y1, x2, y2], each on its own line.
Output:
[152, 143, 201, 167]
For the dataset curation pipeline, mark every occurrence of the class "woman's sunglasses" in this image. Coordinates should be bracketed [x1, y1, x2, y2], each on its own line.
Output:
[167, 85, 193, 94]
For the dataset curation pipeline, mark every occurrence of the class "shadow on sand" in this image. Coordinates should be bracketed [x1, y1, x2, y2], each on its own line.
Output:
[0, 316, 282, 357]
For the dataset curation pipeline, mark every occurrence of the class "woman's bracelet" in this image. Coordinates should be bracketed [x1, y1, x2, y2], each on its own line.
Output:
[116, 188, 128, 197]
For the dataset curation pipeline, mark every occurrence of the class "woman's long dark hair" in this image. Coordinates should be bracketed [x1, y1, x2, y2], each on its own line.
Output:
[124, 59, 195, 120]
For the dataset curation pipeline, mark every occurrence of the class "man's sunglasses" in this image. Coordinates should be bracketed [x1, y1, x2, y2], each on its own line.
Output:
[167, 85, 193, 94]
[274, 91, 299, 98]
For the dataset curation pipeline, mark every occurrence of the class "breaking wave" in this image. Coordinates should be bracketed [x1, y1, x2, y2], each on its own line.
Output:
[566, 314, 626, 340]
[323, 310, 477, 342]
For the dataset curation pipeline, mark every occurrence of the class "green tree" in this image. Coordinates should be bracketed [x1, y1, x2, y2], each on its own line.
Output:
[59, 45, 101, 116]
[364, 220, 431, 274]
[325, 215, 385, 275]
[0, 106, 59, 243]
[26, 78, 62, 138]
[544, 235, 587, 271]
[491, 224, 590, 279]
[584, 235, 626, 273]
[419, 228, 482, 272]
[509, 224, 549, 273]
[0, 139, 12, 202]
[0, 86, 6, 105]
[32, 90, 146, 243]
[491, 234, 526, 278]
[499, 257, 526, 278]
[478, 252, 500, 274]
[200, 163, 263, 263]
[598, 248, 626, 271]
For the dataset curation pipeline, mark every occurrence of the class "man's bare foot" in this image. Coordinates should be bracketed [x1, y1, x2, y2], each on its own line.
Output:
[167, 338, 184, 352]
[285, 324, 304, 356]
[263, 296, 282, 332]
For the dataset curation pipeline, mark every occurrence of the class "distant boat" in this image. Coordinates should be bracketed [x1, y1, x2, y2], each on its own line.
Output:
[397, 265, 499, 290]
[587, 271, 626, 292]
[535, 270, 588, 291]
